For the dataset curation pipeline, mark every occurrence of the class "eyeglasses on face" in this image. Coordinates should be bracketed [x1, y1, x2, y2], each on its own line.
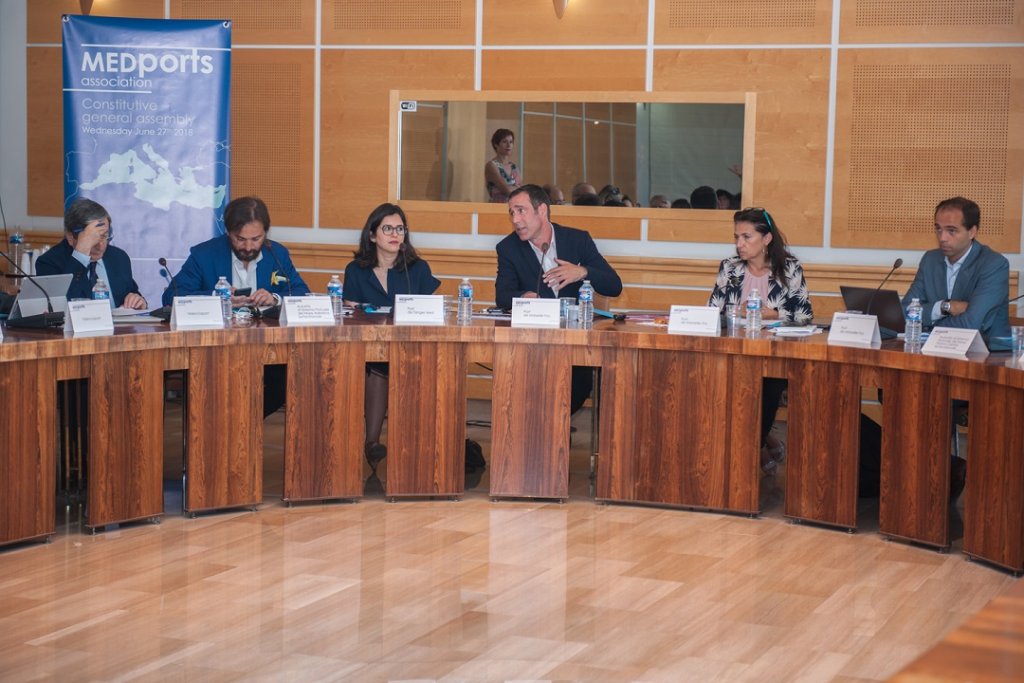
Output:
[379, 225, 406, 236]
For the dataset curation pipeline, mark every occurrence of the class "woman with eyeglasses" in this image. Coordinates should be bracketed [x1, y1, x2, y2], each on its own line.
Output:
[708, 207, 813, 473]
[343, 203, 441, 475]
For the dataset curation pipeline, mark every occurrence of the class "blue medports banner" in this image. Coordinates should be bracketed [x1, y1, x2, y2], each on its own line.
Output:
[63, 15, 230, 305]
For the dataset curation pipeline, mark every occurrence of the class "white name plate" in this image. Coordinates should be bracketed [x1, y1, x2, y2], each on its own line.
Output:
[511, 297, 561, 327]
[65, 299, 114, 336]
[393, 294, 445, 325]
[170, 296, 224, 330]
[922, 327, 988, 359]
[667, 305, 721, 336]
[279, 295, 336, 326]
[828, 312, 881, 347]
[0, 324, 3, 341]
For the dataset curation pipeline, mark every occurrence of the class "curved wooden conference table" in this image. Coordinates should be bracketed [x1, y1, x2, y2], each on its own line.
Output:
[1, 314, 1022, 574]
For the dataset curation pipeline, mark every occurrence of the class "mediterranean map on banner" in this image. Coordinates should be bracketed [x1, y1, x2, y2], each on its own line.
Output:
[62, 15, 231, 306]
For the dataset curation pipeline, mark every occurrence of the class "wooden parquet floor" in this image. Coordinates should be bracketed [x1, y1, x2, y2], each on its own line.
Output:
[0, 403, 1016, 682]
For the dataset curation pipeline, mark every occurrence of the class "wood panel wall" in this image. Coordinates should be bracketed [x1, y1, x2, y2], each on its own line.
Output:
[20, 1, 1024, 301]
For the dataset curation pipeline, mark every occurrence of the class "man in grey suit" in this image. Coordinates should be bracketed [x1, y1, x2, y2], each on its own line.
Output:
[902, 196, 1009, 502]
[903, 196, 1010, 339]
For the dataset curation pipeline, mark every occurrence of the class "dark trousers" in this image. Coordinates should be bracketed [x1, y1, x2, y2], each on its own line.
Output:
[761, 378, 787, 444]
[570, 367, 594, 415]
[264, 365, 287, 418]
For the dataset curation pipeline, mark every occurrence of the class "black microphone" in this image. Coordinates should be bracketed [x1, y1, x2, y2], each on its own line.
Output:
[535, 242, 550, 297]
[152, 256, 179, 321]
[158, 256, 180, 299]
[866, 258, 903, 316]
[399, 243, 412, 296]
[263, 239, 293, 297]
[0, 249, 63, 329]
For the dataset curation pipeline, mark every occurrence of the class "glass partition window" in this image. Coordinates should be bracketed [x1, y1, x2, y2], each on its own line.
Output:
[398, 99, 745, 209]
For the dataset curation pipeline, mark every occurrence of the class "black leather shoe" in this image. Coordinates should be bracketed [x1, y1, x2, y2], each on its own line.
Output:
[950, 457, 967, 502]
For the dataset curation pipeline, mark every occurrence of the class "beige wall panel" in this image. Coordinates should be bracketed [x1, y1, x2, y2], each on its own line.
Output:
[831, 48, 1024, 252]
[319, 50, 474, 229]
[653, 49, 831, 246]
[171, 0, 315, 44]
[655, 0, 832, 45]
[404, 208, 473, 234]
[555, 118, 583, 194]
[400, 105, 446, 201]
[28, 1, 164, 43]
[322, 0, 475, 45]
[481, 51, 646, 91]
[230, 50, 314, 227]
[477, 211, 642, 241]
[523, 114, 555, 189]
[613, 125, 637, 201]
[840, 1, 1024, 44]
[26, 47, 63, 217]
[482, 0, 648, 46]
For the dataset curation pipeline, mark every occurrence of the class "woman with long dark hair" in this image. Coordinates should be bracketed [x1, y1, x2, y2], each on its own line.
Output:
[343, 203, 440, 475]
[708, 207, 813, 473]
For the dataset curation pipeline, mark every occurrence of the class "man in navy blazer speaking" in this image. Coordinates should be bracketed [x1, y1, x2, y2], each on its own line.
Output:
[36, 198, 147, 309]
[495, 184, 623, 413]
[902, 196, 1009, 339]
[161, 196, 309, 307]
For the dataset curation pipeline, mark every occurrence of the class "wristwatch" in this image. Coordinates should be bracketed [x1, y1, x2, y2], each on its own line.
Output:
[941, 299, 951, 315]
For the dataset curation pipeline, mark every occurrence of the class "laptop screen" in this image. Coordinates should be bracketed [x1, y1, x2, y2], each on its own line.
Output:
[839, 286, 906, 334]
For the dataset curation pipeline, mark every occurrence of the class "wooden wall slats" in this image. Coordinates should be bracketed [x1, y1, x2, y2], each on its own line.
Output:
[321, 0, 476, 45]
[171, 0, 316, 45]
[481, 50, 647, 92]
[655, 0, 833, 45]
[230, 49, 315, 227]
[26, 47, 63, 217]
[319, 50, 475, 230]
[839, 0, 1024, 44]
[28, 1, 164, 43]
[482, 0, 648, 46]
[831, 47, 1024, 253]
[652, 49, 832, 247]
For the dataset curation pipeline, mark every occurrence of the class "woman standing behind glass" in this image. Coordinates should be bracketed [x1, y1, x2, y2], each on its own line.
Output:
[343, 203, 441, 474]
[484, 128, 521, 203]
[708, 207, 813, 473]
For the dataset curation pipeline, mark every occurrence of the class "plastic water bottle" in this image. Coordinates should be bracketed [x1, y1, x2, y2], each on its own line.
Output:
[905, 297, 923, 344]
[578, 280, 594, 328]
[8, 232, 23, 273]
[457, 277, 473, 324]
[213, 275, 232, 321]
[327, 274, 343, 320]
[91, 277, 110, 303]
[745, 288, 762, 333]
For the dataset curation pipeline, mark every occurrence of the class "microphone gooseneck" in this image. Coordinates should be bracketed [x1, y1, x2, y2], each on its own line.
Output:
[866, 257, 903, 316]
[158, 256, 181, 304]
[535, 242, 550, 298]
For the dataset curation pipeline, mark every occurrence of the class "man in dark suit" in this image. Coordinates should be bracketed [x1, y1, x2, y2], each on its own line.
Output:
[164, 196, 309, 417]
[36, 198, 146, 309]
[496, 184, 623, 412]
[496, 184, 622, 309]
[902, 196, 1010, 502]
[902, 196, 1010, 339]
[161, 196, 308, 306]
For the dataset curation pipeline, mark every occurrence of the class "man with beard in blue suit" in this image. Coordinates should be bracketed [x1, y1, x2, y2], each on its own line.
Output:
[165, 196, 309, 417]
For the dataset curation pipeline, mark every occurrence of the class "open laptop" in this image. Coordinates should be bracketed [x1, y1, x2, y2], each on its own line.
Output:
[7, 273, 73, 328]
[839, 286, 906, 337]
